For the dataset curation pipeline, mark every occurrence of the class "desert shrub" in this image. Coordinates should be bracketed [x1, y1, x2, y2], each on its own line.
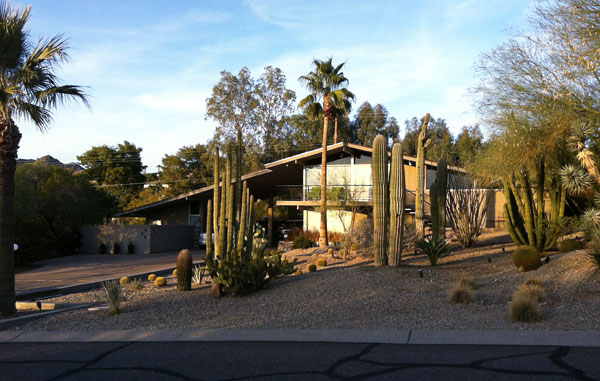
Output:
[524, 278, 543, 287]
[119, 277, 130, 285]
[192, 266, 206, 284]
[148, 274, 157, 281]
[292, 235, 317, 249]
[340, 249, 349, 260]
[557, 239, 584, 252]
[103, 280, 122, 315]
[307, 263, 317, 272]
[126, 278, 143, 291]
[446, 176, 491, 248]
[512, 246, 541, 271]
[509, 294, 542, 322]
[154, 277, 167, 287]
[415, 237, 451, 266]
[448, 284, 475, 304]
[265, 252, 297, 279]
[514, 283, 547, 303]
[316, 258, 327, 267]
[342, 218, 374, 257]
[458, 276, 475, 289]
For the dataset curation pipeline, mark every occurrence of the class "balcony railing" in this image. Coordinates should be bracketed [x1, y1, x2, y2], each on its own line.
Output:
[276, 185, 374, 202]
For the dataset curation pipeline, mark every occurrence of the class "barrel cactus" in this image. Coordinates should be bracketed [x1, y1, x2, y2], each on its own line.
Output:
[176, 249, 193, 291]
[512, 246, 541, 271]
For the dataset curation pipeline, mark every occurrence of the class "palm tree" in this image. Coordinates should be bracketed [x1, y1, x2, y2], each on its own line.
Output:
[299, 58, 355, 247]
[0, 2, 88, 316]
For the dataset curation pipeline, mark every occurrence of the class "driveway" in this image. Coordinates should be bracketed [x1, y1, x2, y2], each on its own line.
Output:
[15, 250, 205, 294]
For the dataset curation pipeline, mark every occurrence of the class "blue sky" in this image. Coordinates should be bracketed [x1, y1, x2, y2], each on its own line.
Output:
[16, 0, 535, 171]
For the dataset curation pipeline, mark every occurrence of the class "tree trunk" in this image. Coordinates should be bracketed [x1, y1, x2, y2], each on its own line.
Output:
[320, 116, 329, 247]
[0, 118, 21, 317]
[334, 118, 338, 144]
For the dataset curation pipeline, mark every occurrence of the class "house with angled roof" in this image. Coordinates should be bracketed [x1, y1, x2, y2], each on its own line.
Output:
[106, 142, 506, 252]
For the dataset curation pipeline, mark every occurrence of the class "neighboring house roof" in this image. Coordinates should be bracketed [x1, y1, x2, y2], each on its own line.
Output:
[117, 141, 466, 217]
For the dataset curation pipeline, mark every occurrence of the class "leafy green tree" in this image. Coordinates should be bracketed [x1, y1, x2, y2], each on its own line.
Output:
[15, 164, 115, 266]
[354, 102, 398, 147]
[158, 143, 214, 197]
[0, 3, 88, 316]
[403, 115, 455, 162]
[255, 66, 296, 161]
[455, 125, 485, 167]
[299, 58, 355, 247]
[77, 141, 146, 209]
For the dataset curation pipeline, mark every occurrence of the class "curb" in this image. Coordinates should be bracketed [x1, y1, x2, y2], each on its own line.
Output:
[15, 260, 205, 301]
[1, 329, 599, 347]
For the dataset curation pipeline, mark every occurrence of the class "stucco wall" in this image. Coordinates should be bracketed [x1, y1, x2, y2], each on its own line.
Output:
[143, 202, 189, 225]
[80, 225, 194, 254]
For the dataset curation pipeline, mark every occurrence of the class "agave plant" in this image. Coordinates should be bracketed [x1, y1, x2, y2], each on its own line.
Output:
[559, 164, 593, 195]
[415, 237, 451, 266]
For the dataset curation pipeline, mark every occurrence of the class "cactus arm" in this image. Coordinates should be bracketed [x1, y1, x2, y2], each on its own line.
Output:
[206, 200, 213, 261]
[436, 158, 447, 239]
[504, 203, 524, 246]
[504, 180, 528, 245]
[430, 180, 439, 239]
[237, 181, 248, 254]
[226, 181, 235, 255]
[213, 148, 220, 258]
[415, 113, 430, 239]
[218, 172, 227, 258]
[372, 135, 388, 266]
[518, 171, 537, 248]
[535, 158, 545, 251]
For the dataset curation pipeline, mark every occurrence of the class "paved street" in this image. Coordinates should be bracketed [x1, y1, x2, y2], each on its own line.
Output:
[1, 341, 599, 380]
[16, 250, 205, 293]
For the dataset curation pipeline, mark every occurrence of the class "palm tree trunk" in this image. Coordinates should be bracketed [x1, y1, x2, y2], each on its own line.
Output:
[320, 117, 329, 247]
[0, 118, 21, 317]
[334, 118, 338, 144]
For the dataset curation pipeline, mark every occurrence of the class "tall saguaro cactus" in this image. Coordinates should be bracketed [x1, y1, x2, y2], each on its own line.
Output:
[430, 158, 448, 240]
[415, 113, 431, 239]
[213, 148, 220, 258]
[388, 142, 406, 267]
[372, 135, 389, 266]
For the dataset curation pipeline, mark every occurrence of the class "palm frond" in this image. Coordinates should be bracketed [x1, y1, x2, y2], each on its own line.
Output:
[9, 98, 52, 130]
[37, 85, 90, 109]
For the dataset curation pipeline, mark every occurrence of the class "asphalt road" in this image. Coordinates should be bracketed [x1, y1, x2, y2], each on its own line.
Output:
[1, 341, 599, 380]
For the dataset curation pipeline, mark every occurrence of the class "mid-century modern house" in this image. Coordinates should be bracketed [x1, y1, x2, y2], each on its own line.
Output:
[80, 142, 506, 254]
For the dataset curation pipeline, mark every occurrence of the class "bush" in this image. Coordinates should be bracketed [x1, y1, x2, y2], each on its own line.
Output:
[154, 277, 167, 287]
[514, 283, 547, 303]
[307, 263, 317, 272]
[316, 258, 327, 267]
[509, 294, 542, 322]
[265, 252, 297, 279]
[292, 235, 317, 249]
[415, 237, 451, 266]
[103, 280, 122, 315]
[340, 249, 349, 260]
[343, 218, 374, 257]
[512, 246, 541, 271]
[557, 239, 584, 252]
[126, 278, 143, 291]
[119, 277, 130, 285]
[448, 284, 475, 304]
[524, 278, 543, 288]
[148, 274, 157, 281]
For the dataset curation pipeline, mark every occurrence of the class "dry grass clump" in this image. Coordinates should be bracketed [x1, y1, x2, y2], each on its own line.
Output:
[126, 277, 143, 291]
[448, 284, 475, 304]
[515, 284, 547, 303]
[449, 276, 476, 304]
[509, 280, 547, 322]
[509, 294, 542, 322]
[103, 280, 122, 316]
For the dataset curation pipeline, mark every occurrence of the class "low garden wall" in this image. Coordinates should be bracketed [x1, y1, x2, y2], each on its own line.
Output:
[79, 225, 194, 255]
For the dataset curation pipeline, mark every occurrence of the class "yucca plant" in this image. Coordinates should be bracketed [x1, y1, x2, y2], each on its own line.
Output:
[103, 280, 122, 315]
[415, 237, 451, 266]
[192, 266, 206, 284]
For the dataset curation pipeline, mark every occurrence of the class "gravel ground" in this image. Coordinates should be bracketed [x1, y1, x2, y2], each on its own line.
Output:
[5, 231, 600, 331]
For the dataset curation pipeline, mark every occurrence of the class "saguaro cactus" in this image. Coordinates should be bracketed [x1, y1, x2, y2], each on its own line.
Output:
[206, 200, 213, 261]
[415, 113, 431, 239]
[213, 148, 220, 258]
[388, 142, 406, 267]
[436, 158, 447, 239]
[372, 135, 389, 266]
